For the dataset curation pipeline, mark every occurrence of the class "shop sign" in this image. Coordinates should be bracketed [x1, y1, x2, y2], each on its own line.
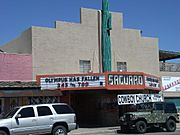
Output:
[117, 94, 164, 105]
[40, 75, 105, 90]
[145, 76, 161, 89]
[162, 76, 180, 91]
[108, 74, 143, 85]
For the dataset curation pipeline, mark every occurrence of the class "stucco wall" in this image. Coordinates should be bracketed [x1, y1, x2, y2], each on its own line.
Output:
[0, 28, 32, 54]
[160, 71, 180, 77]
[0, 53, 32, 80]
[111, 12, 159, 75]
[31, 8, 100, 78]
[0, 8, 160, 79]
[31, 8, 159, 78]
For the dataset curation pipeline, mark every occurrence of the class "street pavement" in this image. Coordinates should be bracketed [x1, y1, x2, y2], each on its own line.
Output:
[69, 123, 180, 135]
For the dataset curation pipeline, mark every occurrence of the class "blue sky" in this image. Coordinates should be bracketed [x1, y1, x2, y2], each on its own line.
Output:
[0, 0, 180, 55]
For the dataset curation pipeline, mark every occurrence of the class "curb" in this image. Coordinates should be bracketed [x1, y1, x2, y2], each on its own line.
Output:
[70, 124, 180, 135]
[69, 127, 119, 135]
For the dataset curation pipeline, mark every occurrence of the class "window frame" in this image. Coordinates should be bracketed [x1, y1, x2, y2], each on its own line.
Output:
[117, 62, 127, 72]
[52, 105, 74, 114]
[79, 60, 91, 73]
[37, 106, 53, 117]
[18, 107, 35, 118]
[154, 103, 164, 111]
[165, 103, 177, 113]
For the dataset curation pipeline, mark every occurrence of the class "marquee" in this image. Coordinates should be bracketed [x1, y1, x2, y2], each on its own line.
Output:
[36, 72, 161, 91]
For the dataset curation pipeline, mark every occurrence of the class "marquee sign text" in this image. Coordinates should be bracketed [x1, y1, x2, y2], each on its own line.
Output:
[117, 94, 164, 105]
[108, 74, 143, 85]
[40, 75, 105, 90]
[145, 76, 160, 89]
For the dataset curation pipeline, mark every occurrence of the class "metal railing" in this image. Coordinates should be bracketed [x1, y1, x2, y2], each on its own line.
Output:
[160, 62, 180, 72]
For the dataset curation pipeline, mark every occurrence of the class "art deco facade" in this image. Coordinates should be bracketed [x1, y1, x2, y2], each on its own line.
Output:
[0, 7, 180, 126]
[0, 8, 160, 78]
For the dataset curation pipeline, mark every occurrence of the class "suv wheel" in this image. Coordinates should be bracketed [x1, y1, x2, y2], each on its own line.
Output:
[0, 130, 7, 135]
[52, 125, 67, 135]
[135, 120, 147, 134]
[166, 119, 176, 132]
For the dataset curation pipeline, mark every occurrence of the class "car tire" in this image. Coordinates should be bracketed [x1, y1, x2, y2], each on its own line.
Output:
[166, 119, 176, 132]
[0, 130, 7, 135]
[135, 120, 147, 134]
[52, 125, 67, 135]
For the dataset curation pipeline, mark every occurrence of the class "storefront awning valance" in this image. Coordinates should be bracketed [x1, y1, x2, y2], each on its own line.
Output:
[0, 81, 40, 89]
[0, 90, 62, 97]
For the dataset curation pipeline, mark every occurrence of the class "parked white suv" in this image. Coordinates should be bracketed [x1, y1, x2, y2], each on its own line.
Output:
[0, 103, 78, 135]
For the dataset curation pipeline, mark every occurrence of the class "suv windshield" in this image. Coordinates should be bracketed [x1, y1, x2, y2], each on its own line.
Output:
[3, 107, 19, 118]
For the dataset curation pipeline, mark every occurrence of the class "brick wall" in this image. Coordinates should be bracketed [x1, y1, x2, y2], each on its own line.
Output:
[0, 53, 32, 81]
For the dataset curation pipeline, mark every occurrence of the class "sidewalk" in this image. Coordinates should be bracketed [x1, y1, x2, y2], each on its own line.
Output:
[69, 123, 180, 135]
[69, 126, 119, 135]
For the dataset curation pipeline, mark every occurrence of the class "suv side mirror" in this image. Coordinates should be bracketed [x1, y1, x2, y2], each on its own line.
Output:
[15, 114, 21, 119]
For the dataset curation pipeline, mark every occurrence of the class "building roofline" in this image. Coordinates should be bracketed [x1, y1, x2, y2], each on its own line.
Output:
[159, 50, 180, 61]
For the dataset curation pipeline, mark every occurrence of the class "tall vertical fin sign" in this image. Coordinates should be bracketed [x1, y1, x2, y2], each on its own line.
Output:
[102, 0, 112, 72]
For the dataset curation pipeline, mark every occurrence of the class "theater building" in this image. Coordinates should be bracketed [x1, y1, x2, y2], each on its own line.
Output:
[0, 1, 180, 126]
[0, 8, 159, 77]
[37, 72, 161, 126]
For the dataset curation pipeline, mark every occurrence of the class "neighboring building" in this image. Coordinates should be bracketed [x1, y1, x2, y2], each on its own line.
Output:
[0, 53, 32, 81]
[0, 6, 179, 126]
[159, 50, 180, 114]
[0, 53, 62, 114]
[0, 81, 62, 114]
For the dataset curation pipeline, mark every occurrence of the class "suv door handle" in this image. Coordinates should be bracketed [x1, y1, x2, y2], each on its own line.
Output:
[50, 117, 54, 120]
[32, 119, 36, 122]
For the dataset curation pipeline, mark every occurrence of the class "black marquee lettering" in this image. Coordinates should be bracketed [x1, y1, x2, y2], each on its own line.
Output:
[45, 78, 49, 83]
